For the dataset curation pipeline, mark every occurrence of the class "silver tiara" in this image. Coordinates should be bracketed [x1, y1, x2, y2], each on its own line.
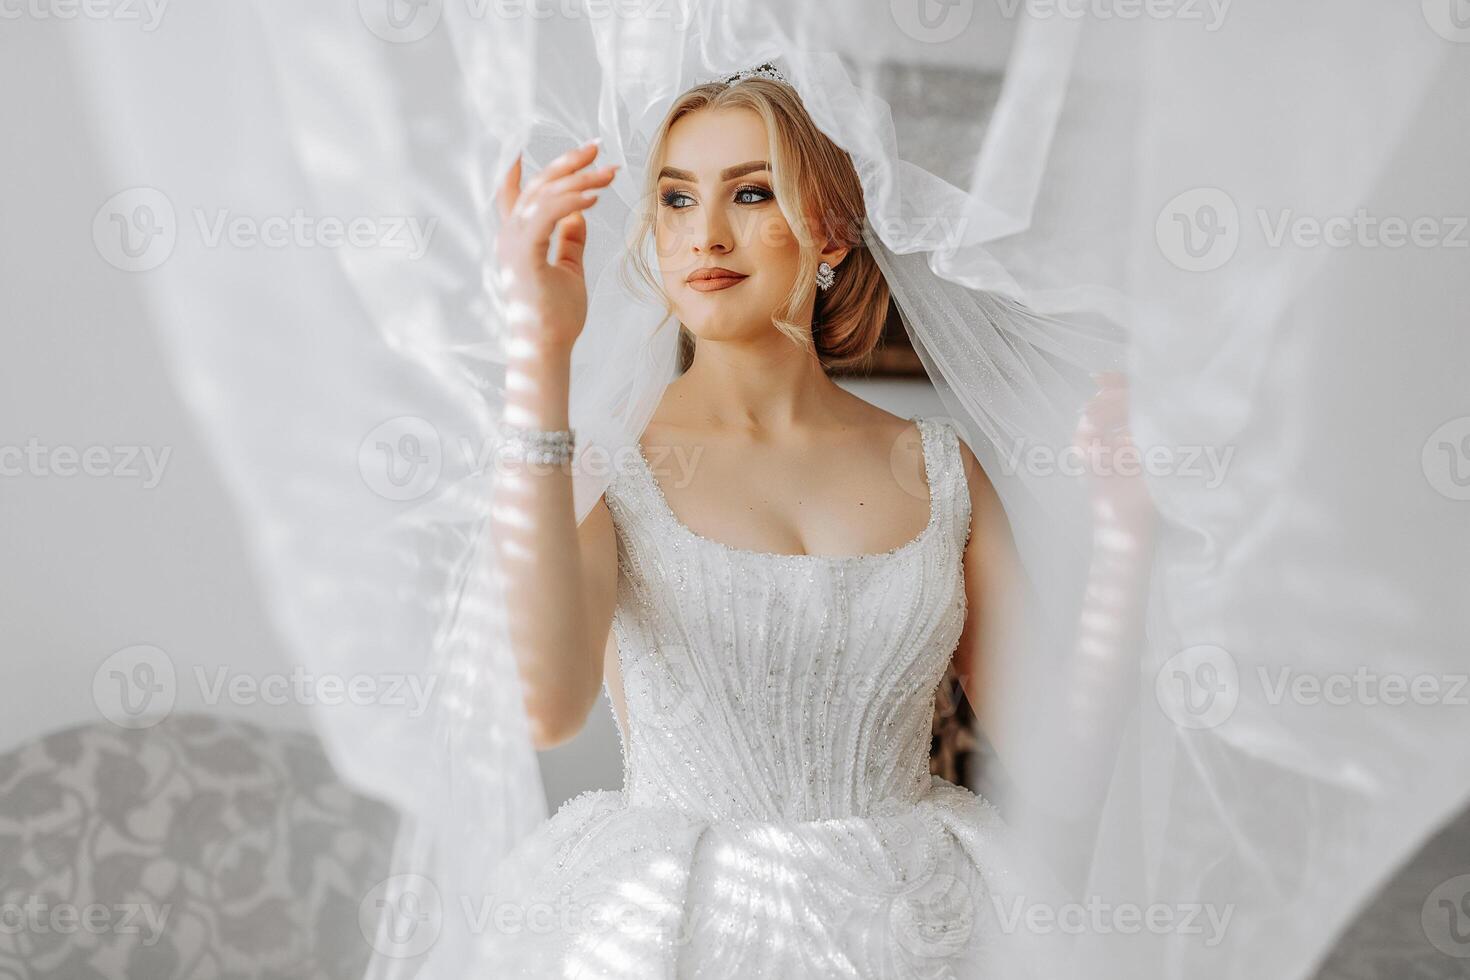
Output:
[721, 62, 788, 86]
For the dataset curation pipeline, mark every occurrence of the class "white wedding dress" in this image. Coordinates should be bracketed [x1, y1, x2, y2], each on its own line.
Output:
[478, 416, 1049, 978]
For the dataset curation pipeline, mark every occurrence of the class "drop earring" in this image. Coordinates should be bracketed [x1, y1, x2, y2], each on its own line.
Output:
[816, 260, 836, 292]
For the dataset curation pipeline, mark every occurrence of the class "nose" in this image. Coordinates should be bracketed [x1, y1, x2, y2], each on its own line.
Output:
[692, 200, 733, 256]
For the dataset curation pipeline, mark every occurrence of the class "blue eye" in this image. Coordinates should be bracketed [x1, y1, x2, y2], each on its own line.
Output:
[658, 185, 773, 209]
[734, 184, 773, 204]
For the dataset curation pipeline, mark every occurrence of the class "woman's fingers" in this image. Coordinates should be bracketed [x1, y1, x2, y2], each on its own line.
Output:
[549, 209, 589, 271]
[494, 152, 523, 224]
[520, 186, 608, 255]
[515, 165, 618, 254]
[517, 165, 617, 230]
[494, 142, 609, 226]
[539, 164, 619, 201]
[522, 139, 602, 198]
[496, 141, 617, 268]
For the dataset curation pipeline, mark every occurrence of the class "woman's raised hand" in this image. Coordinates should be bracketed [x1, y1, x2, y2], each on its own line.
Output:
[492, 139, 619, 352]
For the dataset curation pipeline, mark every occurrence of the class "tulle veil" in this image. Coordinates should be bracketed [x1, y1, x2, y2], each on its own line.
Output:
[58, 1, 1470, 977]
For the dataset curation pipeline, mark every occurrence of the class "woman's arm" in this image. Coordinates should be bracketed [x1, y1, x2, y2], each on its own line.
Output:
[952, 374, 1157, 812]
[489, 141, 620, 749]
[950, 439, 1036, 774]
[490, 339, 620, 750]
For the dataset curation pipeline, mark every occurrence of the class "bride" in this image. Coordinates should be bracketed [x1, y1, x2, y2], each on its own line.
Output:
[482, 68, 1146, 979]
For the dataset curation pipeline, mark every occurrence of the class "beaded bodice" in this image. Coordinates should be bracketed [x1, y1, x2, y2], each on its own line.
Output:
[603, 416, 973, 824]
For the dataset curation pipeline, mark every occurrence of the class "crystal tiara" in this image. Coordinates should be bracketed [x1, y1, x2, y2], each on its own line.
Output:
[721, 62, 788, 86]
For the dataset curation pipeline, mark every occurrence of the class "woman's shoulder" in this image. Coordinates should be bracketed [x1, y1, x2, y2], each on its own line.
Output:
[826, 389, 924, 441]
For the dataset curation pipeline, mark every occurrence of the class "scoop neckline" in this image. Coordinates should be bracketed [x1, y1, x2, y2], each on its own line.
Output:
[630, 416, 940, 565]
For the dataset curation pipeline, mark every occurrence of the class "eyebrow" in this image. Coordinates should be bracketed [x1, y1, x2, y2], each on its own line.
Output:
[657, 160, 770, 182]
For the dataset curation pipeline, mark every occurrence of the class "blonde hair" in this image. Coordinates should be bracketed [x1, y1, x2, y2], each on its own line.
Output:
[620, 77, 888, 374]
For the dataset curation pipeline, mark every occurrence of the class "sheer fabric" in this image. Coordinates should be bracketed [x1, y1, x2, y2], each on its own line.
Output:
[56, 2, 1470, 978]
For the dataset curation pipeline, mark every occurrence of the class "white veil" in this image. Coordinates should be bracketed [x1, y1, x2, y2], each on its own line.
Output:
[59, 1, 1470, 977]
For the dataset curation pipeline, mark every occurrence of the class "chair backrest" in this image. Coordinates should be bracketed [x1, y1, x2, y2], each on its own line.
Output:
[0, 714, 398, 979]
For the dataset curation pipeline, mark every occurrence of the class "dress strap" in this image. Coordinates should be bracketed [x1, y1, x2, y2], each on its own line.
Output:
[918, 416, 973, 554]
[600, 444, 664, 544]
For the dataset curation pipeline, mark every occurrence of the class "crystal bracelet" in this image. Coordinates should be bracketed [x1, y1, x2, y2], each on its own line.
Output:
[494, 421, 576, 466]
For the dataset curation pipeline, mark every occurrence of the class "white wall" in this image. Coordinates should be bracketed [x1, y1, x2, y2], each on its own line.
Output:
[0, 30, 309, 753]
[2, 24, 961, 801]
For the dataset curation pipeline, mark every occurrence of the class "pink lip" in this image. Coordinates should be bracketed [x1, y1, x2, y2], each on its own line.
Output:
[687, 274, 747, 292]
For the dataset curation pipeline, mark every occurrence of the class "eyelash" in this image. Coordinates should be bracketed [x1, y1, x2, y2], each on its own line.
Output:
[658, 184, 772, 209]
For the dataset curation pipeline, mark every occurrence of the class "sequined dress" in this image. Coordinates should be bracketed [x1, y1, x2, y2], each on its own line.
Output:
[478, 416, 1046, 979]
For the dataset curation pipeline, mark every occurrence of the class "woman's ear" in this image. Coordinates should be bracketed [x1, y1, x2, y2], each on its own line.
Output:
[818, 240, 850, 270]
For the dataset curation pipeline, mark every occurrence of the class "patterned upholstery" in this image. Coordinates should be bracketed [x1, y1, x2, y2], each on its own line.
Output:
[0, 715, 397, 980]
[1312, 805, 1470, 980]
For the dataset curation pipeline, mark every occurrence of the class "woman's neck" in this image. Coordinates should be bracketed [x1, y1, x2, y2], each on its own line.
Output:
[670, 331, 844, 433]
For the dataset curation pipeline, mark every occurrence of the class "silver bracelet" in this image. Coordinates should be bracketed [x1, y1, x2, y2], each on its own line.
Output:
[495, 420, 576, 466]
